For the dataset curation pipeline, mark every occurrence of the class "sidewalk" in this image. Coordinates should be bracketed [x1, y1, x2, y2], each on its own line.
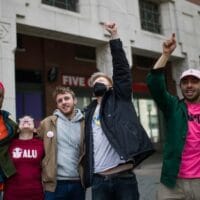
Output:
[135, 152, 162, 200]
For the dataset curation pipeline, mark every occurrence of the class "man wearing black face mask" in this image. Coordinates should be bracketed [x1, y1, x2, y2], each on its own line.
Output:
[80, 22, 154, 200]
[93, 82, 108, 97]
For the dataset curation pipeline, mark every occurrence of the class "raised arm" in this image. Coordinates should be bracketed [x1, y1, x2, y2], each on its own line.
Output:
[147, 34, 177, 115]
[104, 22, 132, 100]
[153, 33, 176, 69]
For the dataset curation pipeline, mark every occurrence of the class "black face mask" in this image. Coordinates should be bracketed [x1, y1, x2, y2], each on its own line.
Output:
[93, 82, 107, 97]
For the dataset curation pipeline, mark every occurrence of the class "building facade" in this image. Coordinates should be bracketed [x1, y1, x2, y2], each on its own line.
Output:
[0, 0, 199, 146]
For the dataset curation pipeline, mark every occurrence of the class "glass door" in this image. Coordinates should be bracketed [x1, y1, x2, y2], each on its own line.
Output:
[132, 97, 161, 143]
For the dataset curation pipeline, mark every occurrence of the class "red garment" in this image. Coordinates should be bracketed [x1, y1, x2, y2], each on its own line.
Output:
[0, 183, 4, 191]
[0, 115, 8, 140]
[4, 138, 44, 200]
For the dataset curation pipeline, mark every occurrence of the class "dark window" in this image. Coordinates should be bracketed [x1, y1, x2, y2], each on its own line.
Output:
[75, 45, 96, 62]
[133, 55, 155, 69]
[139, 0, 161, 34]
[42, 0, 78, 12]
[16, 33, 26, 52]
[16, 70, 42, 83]
[16, 70, 44, 126]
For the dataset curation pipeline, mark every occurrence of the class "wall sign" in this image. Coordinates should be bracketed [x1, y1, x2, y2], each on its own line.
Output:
[62, 75, 91, 88]
[62, 75, 149, 92]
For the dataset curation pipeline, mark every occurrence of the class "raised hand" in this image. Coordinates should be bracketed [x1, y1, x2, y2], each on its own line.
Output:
[163, 33, 176, 56]
[104, 22, 118, 39]
[153, 33, 177, 69]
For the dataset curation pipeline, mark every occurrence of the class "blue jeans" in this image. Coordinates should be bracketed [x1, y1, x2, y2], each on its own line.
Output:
[92, 171, 139, 200]
[45, 180, 85, 200]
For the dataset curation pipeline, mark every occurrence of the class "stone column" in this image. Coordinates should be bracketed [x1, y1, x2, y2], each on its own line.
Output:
[0, 0, 17, 118]
[96, 41, 132, 78]
[96, 43, 112, 77]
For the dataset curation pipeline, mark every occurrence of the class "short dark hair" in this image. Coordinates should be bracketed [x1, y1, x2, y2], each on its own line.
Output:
[52, 86, 76, 101]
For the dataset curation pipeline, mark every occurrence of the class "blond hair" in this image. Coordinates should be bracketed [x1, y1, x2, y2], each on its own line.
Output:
[89, 72, 113, 86]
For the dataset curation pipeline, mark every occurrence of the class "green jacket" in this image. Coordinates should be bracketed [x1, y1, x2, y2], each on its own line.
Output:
[146, 69, 188, 188]
[0, 110, 18, 181]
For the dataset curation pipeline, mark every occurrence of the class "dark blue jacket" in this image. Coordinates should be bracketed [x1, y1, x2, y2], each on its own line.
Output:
[83, 39, 154, 188]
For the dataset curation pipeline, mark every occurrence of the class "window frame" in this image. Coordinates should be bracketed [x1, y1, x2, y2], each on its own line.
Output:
[139, 0, 161, 34]
[41, 0, 78, 12]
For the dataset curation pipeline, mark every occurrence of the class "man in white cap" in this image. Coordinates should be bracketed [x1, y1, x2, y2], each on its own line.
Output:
[147, 33, 200, 199]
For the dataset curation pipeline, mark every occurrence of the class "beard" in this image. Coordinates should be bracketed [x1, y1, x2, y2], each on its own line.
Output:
[60, 105, 75, 118]
[182, 91, 200, 103]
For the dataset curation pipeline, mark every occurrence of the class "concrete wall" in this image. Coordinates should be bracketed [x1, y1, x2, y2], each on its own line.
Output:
[0, 0, 199, 117]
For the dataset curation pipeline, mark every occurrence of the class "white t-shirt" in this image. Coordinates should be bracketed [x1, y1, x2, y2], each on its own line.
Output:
[92, 104, 125, 173]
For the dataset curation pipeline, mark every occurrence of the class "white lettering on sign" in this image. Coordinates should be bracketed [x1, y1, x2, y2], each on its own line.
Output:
[62, 75, 91, 87]
[12, 147, 38, 159]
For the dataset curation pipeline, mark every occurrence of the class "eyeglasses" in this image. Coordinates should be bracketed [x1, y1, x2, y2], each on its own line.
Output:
[19, 117, 34, 124]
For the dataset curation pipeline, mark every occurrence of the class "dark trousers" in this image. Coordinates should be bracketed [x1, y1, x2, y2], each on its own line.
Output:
[45, 180, 85, 200]
[91, 171, 139, 200]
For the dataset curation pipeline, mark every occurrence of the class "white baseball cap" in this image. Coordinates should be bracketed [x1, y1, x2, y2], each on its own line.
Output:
[180, 68, 200, 81]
